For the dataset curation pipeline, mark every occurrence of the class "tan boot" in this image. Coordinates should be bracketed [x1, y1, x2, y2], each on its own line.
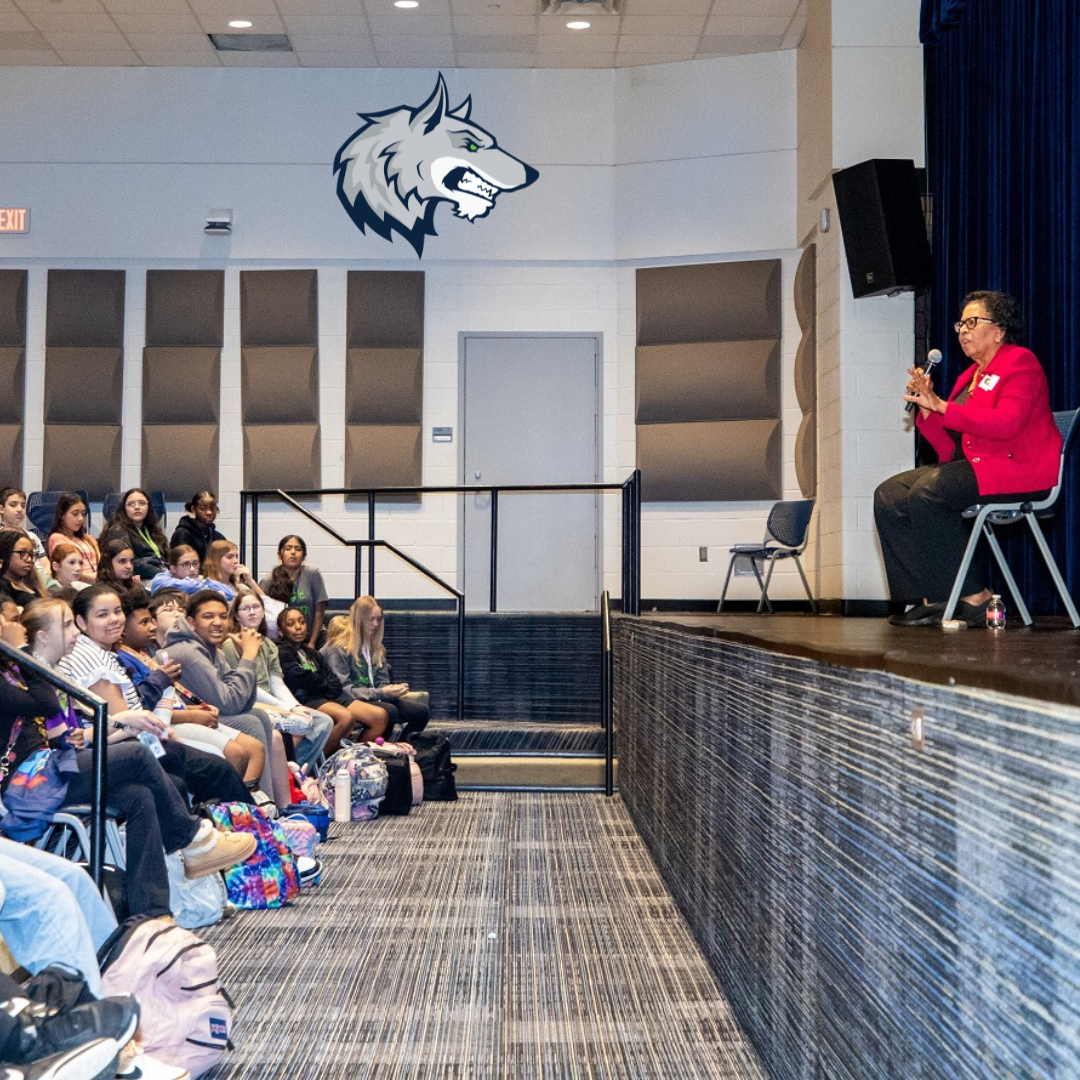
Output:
[181, 821, 256, 880]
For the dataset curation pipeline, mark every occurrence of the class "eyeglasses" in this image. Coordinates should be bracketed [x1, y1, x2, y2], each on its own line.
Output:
[126, 500, 148, 508]
[176, 560, 201, 570]
[954, 316, 996, 333]
[11, 548, 35, 559]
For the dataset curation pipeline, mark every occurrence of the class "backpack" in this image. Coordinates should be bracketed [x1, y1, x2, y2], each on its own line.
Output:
[98, 915, 233, 1078]
[410, 732, 458, 801]
[166, 852, 227, 929]
[204, 801, 300, 909]
[318, 743, 388, 821]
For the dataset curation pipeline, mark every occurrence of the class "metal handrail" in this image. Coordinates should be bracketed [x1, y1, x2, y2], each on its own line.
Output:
[247, 489, 466, 721]
[0, 638, 110, 888]
[601, 590, 614, 796]
[239, 472, 642, 615]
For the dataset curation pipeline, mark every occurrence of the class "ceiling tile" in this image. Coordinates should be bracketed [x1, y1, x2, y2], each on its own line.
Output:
[697, 33, 785, 55]
[620, 0, 712, 14]
[25, 10, 116, 31]
[136, 48, 221, 64]
[454, 32, 534, 50]
[13, 0, 104, 12]
[538, 17, 618, 35]
[56, 47, 140, 62]
[710, 0, 800, 17]
[124, 31, 214, 50]
[295, 51, 380, 65]
[364, 0, 455, 11]
[705, 15, 792, 35]
[110, 11, 202, 32]
[196, 13, 288, 33]
[455, 50, 534, 66]
[281, 14, 370, 34]
[41, 30, 128, 48]
[450, 0, 537, 14]
[452, 14, 535, 34]
[537, 53, 614, 67]
[619, 15, 705, 35]
[98, 0, 193, 11]
[367, 14, 453, 34]
[0, 28, 47, 45]
[287, 32, 374, 51]
[614, 52, 691, 66]
[0, 46, 61, 61]
[217, 48, 299, 64]
[0, 11, 34, 30]
[537, 32, 614, 52]
[617, 33, 699, 52]
[783, 14, 805, 46]
[185, 0, 280, 12]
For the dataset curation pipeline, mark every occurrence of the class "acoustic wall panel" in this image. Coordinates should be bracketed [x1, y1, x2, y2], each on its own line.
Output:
[635, 260, 782, 502]
[143, 271, 225, 500]
[345, 271, 424, 493]
[239, 271, 320, 490]
[0, 272, 25, 480]
[44, 270, 124, 497]
[635, 340, 779, 423]
[637, 420, 781, 502]
[793, 245, 817, 498]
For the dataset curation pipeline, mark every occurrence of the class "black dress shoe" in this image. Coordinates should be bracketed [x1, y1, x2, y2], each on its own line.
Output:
[953, 597, 992, 628]
[887, 602, 947, 626]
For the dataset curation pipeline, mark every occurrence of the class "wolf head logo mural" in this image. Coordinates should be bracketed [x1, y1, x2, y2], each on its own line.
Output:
[334, 75, 539, 257]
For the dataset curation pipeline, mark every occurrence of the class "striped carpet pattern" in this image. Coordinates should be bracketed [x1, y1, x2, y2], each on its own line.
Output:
[616, 618, 1080, 1080]
[425, 720, 606, 755]
[202, 793, 765, 1080]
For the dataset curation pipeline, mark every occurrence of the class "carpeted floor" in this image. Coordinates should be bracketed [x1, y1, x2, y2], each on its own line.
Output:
[202, 792, 766, 1080]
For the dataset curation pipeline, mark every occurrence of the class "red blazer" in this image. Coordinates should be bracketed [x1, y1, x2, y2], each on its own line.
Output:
[916, 342, 1062, 496]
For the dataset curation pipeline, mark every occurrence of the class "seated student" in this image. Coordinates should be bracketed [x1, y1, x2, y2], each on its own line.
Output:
[162, 590, 292, 811]
[221, 592, 332, 770]
[260, 535, 328, 649]
[46, 492, 99, 583]
[322, 596, 430, 740]
[95, 538, 143, 597]
[55, 584, 254, 808]
[47, 541, 90, 594]
[0, 529, 48, 608]
[116, 590, 268, 792]
[0, 837, 115, 997]
[202, 539, 268, 605]
[150, 544, 232, 598]
[170, 490, 227, 565]
[277, 605, 384, 754]
[0, 486, 47, 572]
[98, 487, 168, 580]
[6, 598, 257, 920]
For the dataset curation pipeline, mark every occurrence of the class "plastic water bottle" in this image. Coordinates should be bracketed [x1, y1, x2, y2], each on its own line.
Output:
[986, 594, 1006, 629]
[333, 768, 351, 823]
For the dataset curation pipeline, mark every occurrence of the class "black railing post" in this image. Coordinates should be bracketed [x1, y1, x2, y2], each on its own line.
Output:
[251, 494, 260, 582]
[354, 542, 363, 601]
[457, 601, 466, 723]
[601, 591, 614, 796]
[630, 470, 642, 616]
[621, 480, 631, 610]
[368, 491, 376, 596]
[89, 698, 108, 887]
[239, 491, 247, 566]
[489, 489, 498, 613]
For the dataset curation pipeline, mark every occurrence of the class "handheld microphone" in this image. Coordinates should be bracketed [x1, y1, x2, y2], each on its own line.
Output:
[905, 348, 942, 413]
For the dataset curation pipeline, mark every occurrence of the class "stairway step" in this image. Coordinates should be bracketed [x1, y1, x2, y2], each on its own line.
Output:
[427, 719, 607, 756]
[454, 754, 618, 792]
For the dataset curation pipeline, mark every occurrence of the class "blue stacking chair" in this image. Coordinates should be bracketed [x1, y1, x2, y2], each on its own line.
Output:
[26, 490, 90, 536]
[102, 490, 168, 530]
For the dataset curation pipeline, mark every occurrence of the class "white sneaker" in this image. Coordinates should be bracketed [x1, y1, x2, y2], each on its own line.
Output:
[115, 1048, 191, 1080]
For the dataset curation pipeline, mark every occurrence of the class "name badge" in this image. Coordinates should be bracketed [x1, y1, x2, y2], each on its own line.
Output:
[978, 374, 1000, 391]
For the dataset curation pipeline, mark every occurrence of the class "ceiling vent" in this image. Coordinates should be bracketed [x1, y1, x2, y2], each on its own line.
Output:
[541, 0, 620, 16]
[208, 33, 293, 52]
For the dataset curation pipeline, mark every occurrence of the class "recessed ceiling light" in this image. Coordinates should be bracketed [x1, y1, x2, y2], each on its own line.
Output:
[567, 20, 590, 29]
[228, 19, 253, 27]
[394, 1, 420, 7]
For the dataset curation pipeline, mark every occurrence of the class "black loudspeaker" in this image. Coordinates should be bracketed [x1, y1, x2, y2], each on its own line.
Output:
[832, 159, 933, 299]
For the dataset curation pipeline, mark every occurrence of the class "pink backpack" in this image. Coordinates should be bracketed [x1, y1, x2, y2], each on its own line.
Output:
[98, 916, 233, 1078]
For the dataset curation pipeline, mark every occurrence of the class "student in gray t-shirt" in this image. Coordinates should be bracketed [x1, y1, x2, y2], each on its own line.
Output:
[259, 534, 329, 649]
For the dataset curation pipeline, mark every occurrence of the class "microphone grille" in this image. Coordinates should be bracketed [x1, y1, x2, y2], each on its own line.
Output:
[927, 348, 943, 364]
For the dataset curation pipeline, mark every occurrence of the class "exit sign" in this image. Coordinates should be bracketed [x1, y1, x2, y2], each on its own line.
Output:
[0, 209, 29, 233]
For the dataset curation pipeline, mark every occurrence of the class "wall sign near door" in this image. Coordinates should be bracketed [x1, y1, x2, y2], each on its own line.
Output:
[0, 209, 29, 233]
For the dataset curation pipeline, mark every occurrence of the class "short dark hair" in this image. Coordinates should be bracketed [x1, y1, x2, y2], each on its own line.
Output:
[149, 589, 187, 616]
[186, 589, 229, 619]
[962, 290, 1023, 344]
[70, 582, 122, 624]
[121, 589, 152, 618]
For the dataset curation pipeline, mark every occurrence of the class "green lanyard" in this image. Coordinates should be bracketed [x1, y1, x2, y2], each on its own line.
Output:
[137, 525, 162, 560]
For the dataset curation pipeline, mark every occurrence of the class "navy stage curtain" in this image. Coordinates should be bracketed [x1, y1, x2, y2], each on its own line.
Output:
[923, 0, 1080, 615]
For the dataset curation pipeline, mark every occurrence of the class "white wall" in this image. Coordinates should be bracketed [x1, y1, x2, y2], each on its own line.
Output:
[0, 52, 828, 604]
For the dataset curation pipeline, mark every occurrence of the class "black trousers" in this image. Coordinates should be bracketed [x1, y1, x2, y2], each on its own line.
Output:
[874, 458, 1049, 603]
[160, 740, 252, 806]
[372, 696, 430, 740]
[63, 741, 200, 918]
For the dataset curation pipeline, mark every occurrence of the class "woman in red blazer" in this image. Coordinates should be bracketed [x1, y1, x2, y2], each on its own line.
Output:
[874, 290, 1062, 627]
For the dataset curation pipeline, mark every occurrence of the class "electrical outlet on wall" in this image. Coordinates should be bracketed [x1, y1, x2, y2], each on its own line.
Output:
[699, 546, 708, 562]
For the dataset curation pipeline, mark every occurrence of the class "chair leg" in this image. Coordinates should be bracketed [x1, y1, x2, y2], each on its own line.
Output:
[983, 526, 1032, 626]
[718, 556, 738, 613]
[792, 555, 818, 614]
[1024, 514, 1080, 628]
[756, 557, 774, 614]
[944, 512, 986, 620]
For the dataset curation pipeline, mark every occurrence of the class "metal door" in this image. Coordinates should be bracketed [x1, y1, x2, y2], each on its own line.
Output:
[461, 334, 599, 611]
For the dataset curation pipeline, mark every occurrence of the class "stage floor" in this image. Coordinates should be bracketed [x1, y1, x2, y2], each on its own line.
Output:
[638, 612, 1080, 710]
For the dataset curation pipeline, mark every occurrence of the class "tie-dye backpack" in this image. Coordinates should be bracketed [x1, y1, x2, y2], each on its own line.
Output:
[205, 801, 300, 909]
